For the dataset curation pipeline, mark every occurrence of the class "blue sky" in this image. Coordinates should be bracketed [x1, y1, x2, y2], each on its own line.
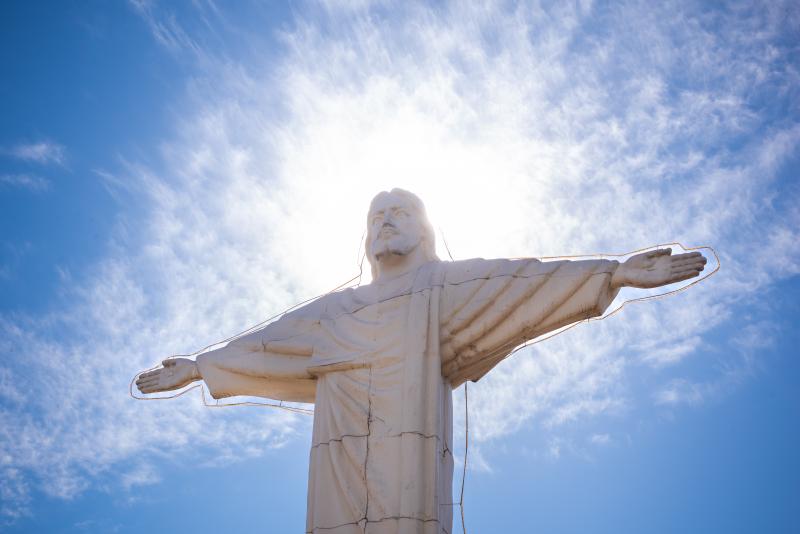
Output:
[1, 1, 798, 533]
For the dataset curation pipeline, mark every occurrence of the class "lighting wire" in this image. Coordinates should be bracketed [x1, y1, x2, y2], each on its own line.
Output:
[130, 234, 718, 534]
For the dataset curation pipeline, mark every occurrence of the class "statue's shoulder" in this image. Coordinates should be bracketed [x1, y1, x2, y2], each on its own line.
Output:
[278, 293, 329, 323]
[310, 284, 375, 318]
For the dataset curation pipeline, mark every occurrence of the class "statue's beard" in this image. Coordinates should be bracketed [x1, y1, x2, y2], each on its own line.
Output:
[371, 235, 418, 261]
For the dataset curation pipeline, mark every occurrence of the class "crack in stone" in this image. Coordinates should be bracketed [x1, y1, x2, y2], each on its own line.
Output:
[361, 367, 373, 533]
[307, 515, 443, 533]
[312, 430, 441, 450]
[310, 433, 370, 450]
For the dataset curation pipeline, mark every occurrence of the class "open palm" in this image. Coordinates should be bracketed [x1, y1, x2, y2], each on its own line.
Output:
[136, 357, 200, 394]
[616, 248, 706, 289]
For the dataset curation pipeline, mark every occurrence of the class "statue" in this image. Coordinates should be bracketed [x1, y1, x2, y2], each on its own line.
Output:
[136, 188, 706, 533]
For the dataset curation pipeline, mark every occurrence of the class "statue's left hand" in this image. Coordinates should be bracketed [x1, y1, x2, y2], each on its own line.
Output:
[135, 357, 201, 394]
[612, 248, 707, 289]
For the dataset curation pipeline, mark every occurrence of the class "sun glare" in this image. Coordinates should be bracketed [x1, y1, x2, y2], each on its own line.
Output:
[272, 102, 552, 294]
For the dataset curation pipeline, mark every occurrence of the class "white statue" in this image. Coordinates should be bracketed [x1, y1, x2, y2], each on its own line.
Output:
[137, 189, 706, 534]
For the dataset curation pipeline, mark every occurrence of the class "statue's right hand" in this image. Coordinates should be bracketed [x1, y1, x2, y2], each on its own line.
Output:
[135, 357, 201, 394]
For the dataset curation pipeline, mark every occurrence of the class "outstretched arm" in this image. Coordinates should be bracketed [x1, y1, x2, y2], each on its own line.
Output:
[134, 305, 320, 403]
[610, 248, 706, 289]
[440, 257, 620, 386]
[135, 341, 316, 402]
[440, 249, 707, 386]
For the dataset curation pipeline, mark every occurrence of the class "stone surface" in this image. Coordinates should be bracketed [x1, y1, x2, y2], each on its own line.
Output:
[136, 188, 707, 533]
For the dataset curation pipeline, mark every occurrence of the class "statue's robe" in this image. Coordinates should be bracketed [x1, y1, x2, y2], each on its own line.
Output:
[196, 258, 619, 534]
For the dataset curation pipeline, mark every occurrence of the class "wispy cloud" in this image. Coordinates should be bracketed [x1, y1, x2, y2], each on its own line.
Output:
[654, 320, 777, 407]
[1, 0, 798, 518]
[0, 467, 30, 521]
[590, 433, 611, 446]
[654, 378, 707, 406]
[128, 0, 203, 56]
[4, 141, 66, 166]
[0, 173, 50, 192]
[120, 462, 161, 491]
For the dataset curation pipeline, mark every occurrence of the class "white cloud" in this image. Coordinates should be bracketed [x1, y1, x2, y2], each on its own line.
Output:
[654, 378, 706, 406]
[653, 321, 774, 407]
[637, 336, 702, 368]
[2, 0, 798, 518]
[128, 0, 201, 56]
[120, 462, 161, 491]
[590, 433, 611, 446]
[548, 438, 562, 460]
[0, 174, 50, 192]
[4, 142, 65, 166]
[0, 467, 30, 521]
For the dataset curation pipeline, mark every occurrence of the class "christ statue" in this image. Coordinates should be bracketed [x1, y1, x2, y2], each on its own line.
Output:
[136, 188, 706, 534]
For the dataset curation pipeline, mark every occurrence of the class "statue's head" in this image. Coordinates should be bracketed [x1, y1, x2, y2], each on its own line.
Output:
[366, 188, 439, 280]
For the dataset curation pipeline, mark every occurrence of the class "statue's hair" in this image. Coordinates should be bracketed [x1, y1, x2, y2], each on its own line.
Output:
[366, 188, 439, 280]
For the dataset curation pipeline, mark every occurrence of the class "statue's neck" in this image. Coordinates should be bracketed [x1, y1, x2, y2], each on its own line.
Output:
[374, 246, 427, 284]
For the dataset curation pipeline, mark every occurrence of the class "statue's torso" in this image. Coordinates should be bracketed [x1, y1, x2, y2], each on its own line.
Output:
[306, 269, 451, 533]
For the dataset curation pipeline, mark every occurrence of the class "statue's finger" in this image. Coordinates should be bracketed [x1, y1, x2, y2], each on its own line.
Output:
[670, 260, 703, 271]
[671, 264, 706, 277]
[647, 248, 672, 259]
[671, 263, 702, 273]
[671, 255, 706, 265]
[670, 269, 700, 282]
[139, 376, 161, 387]
[672, 251, 703, 261]
[139, 371, 161, 380]
[137, 379, 159, 391]
[140, 380, 168, 393]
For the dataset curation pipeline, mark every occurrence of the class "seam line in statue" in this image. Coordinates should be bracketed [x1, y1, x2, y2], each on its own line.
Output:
[251, 269, 615, 347]
[442, 262, 536, 332]
[308, 515, 443, 533]
[130, 181, 715, 534]
[362, 367, 373, 529]
[311, 430, 442, 449]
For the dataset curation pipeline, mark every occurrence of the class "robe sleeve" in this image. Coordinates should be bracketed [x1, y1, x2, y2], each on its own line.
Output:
[195, 302, 320, 403]
[440, 257, 620, 387]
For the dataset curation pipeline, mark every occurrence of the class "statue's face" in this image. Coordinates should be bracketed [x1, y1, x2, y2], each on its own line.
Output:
[368, 192, 423, 262]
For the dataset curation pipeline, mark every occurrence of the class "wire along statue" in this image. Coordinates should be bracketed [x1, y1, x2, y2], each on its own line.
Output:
[136, 188, 709, 534]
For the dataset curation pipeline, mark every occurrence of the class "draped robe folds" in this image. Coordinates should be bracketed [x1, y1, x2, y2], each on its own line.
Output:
[196, 257, 620, 534]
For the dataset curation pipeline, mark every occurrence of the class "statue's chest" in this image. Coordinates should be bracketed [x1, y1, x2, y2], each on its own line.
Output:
[310, 276, 415, 371]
